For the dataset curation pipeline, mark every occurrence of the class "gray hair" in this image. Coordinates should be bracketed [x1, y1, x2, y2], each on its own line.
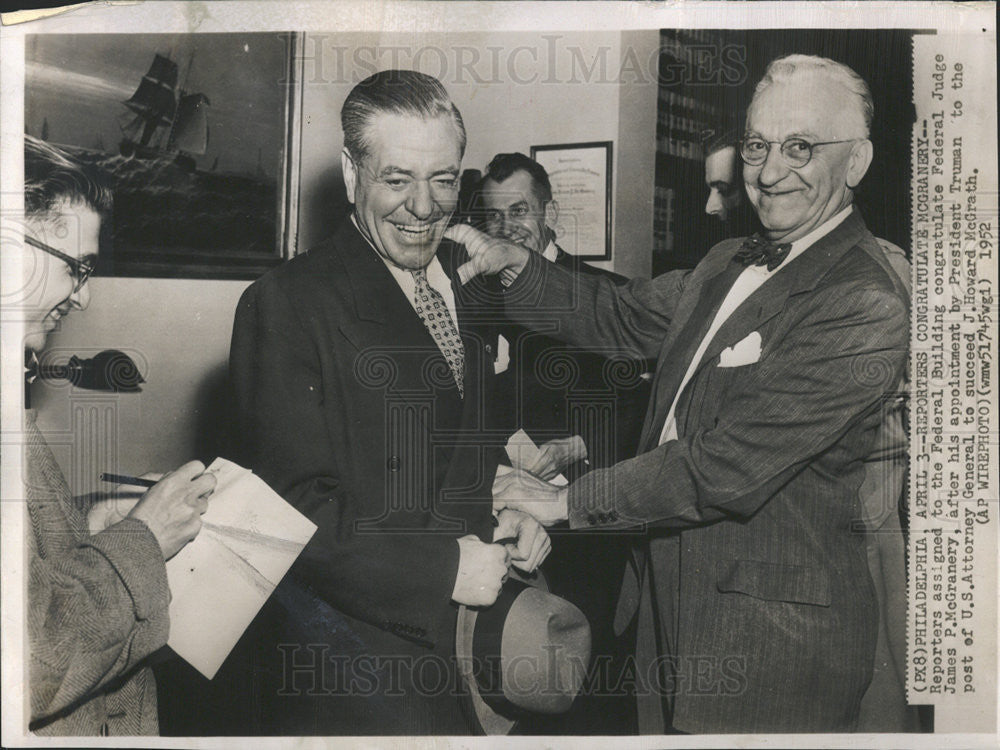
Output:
[341, 69, 466, 163]
[753, 54, 874, 137]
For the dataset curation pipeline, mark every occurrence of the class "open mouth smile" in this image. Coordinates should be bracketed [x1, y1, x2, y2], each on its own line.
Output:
[392, 222, 437, 239]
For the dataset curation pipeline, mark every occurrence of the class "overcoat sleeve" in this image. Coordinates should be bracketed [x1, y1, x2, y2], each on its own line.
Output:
[505, 250, 689, 361]
[565, 280, 908, 529]
[29, 517, 170, 723]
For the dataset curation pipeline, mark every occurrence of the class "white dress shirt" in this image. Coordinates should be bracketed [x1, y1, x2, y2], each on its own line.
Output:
[658, 205, 854, 445]
[352, 215, 459, 329]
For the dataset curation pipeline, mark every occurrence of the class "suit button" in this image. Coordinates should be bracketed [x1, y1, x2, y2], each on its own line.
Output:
[598, 513, 608, 524]
[485, 344, 493, 355]
[387, 456, 400, 472]
[587, 514, 597, 526]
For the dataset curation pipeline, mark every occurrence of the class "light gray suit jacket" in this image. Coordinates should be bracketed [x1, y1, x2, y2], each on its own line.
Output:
[504, 209, 909, 732]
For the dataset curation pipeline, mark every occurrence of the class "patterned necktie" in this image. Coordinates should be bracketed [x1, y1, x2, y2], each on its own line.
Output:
[411, 268, 465, 397]
[733, 233, 792, 271]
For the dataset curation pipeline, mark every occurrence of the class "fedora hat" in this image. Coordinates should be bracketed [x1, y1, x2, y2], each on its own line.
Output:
[455, 574, 591, 735]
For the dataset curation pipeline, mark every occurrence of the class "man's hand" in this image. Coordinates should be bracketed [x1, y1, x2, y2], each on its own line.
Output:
[493, 508, 551, 573]
[445, 224, 531, 285]
[88, 472, 164, 535]
[493, 468, 569, 527]
[452, 535, 509, 606]
[529, 435, 588, 481]
[127, 461, 216, 561]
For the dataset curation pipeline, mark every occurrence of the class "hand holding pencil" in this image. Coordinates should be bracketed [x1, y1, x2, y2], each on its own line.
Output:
[92, 462, 216, 560]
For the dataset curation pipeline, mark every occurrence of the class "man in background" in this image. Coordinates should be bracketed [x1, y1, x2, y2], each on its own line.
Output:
[701, 125, 745, 223]
[478, 152, 649, 733]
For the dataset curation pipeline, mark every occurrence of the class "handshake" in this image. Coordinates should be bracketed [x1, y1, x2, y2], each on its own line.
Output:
[450, 436, 580, 607]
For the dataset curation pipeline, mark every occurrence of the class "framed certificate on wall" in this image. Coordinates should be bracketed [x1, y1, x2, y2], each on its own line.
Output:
[531, 141, 612, 261]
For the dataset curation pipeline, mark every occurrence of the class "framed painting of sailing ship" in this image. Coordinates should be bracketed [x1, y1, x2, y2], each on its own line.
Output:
[24, 33, 301, 279]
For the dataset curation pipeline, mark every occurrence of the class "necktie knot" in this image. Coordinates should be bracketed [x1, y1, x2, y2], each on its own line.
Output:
[733, 233, 792, 271]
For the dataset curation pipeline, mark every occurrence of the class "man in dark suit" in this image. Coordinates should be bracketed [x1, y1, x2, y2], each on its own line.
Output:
[451, 54, 909, 733]
[226, 70, 548, 735]
[479, 152, 649, 483]
[478, 153, 648, 733]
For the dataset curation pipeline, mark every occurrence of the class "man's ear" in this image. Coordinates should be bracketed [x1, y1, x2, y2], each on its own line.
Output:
[846, 139, 873, 189]
[544, 199, 559, 231]
[341, 148, 358, 205]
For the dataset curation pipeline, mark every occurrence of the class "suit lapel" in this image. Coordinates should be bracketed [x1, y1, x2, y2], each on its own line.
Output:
[669, 209, 871, 438]
[688, 209, 870, 388]
[638, 259, 744, 451]
[336, 225, 492, 431]
[640, 208, 870, 449]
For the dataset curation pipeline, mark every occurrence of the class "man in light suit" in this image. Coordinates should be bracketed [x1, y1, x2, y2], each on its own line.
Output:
[226, 70, 548, 735]
[450, 55, 909, 733]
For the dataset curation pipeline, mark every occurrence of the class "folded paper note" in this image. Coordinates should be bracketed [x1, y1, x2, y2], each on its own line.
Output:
[504, 429, 568, 486]
[165, 458, 316, 679]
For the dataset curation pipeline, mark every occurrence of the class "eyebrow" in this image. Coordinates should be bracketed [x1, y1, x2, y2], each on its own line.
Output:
[378, 165, 459, 178]
[744, 130, 823, 141]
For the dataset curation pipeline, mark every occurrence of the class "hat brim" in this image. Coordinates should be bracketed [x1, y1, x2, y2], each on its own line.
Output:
[456, 602, 517, 735]
[455, 568, 547, 735]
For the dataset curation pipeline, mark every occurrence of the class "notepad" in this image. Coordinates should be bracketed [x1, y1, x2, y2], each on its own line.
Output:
[165, 458, 316, 679]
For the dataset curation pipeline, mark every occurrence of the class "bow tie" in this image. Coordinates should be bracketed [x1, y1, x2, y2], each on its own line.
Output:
[733, 234, 792, 271]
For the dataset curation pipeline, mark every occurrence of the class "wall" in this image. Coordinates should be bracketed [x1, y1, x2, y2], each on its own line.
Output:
[34, 278, 249, 495]
[35, 30, 659, 490]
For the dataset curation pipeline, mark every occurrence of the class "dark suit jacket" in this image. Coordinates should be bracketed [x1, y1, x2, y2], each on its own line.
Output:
[227, 220, 503, 734]
[504, 209, 909, 733]
[496, 248, 649, 469]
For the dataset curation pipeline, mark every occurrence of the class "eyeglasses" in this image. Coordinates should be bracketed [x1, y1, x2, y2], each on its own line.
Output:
[23, 234, 96, 293]
[739, 137, 858, 168]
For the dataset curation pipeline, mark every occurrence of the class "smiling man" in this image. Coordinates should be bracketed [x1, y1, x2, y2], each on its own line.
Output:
[226, 70, 548, 735]
[449, 55, 910, 733]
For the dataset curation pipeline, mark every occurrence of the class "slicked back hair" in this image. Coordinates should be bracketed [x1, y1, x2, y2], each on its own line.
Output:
[341, 69, 467, 162]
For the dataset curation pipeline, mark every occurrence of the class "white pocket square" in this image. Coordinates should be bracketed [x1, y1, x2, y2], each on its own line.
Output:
[718, 331, 762, 368]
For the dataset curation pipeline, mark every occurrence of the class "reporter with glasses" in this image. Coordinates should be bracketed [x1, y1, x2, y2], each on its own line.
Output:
[17, 136, 215, 736]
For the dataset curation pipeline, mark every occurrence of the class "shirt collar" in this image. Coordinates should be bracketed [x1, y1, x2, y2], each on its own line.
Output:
[788, 204, 853, 256]
[760, 204, 854, 276]
[541, 240, 559, 263]
[350, 213, 448, 288]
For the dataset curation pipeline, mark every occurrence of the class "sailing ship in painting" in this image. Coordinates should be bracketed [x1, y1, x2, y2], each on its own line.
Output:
[27, 49, 281, 277]
[119, 52, 210, 172]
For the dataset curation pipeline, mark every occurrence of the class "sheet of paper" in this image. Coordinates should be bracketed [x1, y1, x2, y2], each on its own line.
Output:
[504, 429, 568, 486]
[165, 458, 316, 679]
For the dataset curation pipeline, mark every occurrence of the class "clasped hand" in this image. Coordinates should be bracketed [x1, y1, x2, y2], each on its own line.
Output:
[493, 467, 569, 527]
[529, 435, 587, 480]
[445, 224, 531, 285]
[451, 509, 551, 607]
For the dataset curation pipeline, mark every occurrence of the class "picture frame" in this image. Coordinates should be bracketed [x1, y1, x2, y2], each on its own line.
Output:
[24, 32, 303, 280]
[530, 140, 612, 261]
